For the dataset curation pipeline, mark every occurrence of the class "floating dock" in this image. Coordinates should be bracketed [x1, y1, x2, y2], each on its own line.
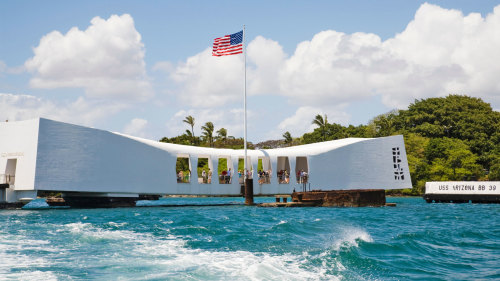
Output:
[259, 189, 389, 207]
[424, 181, 500, 203]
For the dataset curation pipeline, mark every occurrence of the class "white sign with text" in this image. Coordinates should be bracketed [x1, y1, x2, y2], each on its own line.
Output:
[426, 181, 499, 195]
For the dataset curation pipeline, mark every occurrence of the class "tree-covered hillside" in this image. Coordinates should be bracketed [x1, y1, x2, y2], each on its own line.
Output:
[301, 95, 500, 194]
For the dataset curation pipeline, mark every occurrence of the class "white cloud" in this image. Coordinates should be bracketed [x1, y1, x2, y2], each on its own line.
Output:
[247, 36, 286, 95]
[277, 106, 320, 138]
[168, 48, 244, 107]
[281, 3, 500, 109]
[277, 106, 350, 138]
[379, 3, 500, 107]
[24, 14, 152, 101]
[0, 61, 25, 75]
[0, 93, 126, 126]
[152, 61, 174, 73]
[123, 118, 149, 137]
[163, 36, 286, 108]
[280, 30, 386, 105]
[164, 3, 500, 114]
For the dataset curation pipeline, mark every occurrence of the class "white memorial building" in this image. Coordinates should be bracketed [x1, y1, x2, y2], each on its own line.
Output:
[0, 118, 412, 204]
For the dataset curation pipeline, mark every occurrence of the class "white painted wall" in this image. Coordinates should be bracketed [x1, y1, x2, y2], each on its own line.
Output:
[308, 136, 411, 190]
[0, 119, 39, 202]
[0, 118, 413, 202]
[34, 119, 173, 195]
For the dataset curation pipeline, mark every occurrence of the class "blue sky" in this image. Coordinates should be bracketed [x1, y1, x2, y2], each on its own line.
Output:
[1, 1, 499, 142]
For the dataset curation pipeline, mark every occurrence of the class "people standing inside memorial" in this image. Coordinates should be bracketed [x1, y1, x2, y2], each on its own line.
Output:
[179, 170, 184, 183]
[228, 168, 233, 184]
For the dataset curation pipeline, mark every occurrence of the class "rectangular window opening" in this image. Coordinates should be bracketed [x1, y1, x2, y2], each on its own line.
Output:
[237, 156, 252, 184]
[217, 156, 233, 184]
[176, 155, 191, 183]
[197, 156, 212, 184]
[257, 157, 271, 185]
[277, 156, 290, 184]
[295, 156, 309, 184]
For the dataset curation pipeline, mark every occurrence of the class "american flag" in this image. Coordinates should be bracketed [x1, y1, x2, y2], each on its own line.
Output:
[212, 30, 243, 56]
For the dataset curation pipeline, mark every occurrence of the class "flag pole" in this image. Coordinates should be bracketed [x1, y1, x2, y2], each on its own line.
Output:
[243, 25, 253, 205]
[243, 25, 247, 180]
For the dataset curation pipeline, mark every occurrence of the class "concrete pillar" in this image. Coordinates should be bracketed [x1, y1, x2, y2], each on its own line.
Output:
[245, 178, 254, 205]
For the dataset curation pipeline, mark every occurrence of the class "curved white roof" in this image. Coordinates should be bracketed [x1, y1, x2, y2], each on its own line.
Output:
[115, 132, 372, 158]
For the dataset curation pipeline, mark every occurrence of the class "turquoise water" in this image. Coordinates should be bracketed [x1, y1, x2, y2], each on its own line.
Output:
[0, 197, 499, 280]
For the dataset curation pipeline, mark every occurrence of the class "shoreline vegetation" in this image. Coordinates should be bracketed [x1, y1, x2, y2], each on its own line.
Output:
[160, 95, 500, 196]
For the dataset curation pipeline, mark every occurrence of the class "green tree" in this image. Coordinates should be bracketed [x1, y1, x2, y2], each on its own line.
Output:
[326, 123, 347, 140]
[218, 158, 228, 176]
[197, 158, 209, 180]
[312, 114, 328, 141]
[159, 132, 195, 146]
[302, 122, 347, 143]
[201, 122, 215, 147]
[216, 128, 227, 142]
[175, 157, 190, 175]
[426, 138, 481, 181]
[183, 115, 196, 145]
[345, 124, 374, 138]
[369, 110, 399, 137]
[397, 95, 499, 154]
[489, 159, 500, 180]
[283, 131, 292, 144]
[404, 133, 430, 194]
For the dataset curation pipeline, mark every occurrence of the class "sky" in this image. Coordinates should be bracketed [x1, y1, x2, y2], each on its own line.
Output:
[1, 1, 500, 142]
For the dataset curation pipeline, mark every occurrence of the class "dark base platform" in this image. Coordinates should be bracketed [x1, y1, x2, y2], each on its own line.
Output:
[44, 193, 162, 208]
[0, 202, 26, 209]
[423, 194, 500, 203]
[45, 196, 138, 208]
[292, 189, 386, 207]
[259, 189, 387, 207]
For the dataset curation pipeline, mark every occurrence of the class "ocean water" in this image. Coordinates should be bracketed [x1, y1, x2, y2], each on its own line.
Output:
[0, 197, 498, 280]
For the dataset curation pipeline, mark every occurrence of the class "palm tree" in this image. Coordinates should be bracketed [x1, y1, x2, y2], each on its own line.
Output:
[283, 131, 292, 145]
[183, 115, 195, 144]
[216, 128, 227, 143]
[312, 114, 328, 141]
[201, 122, 215, 147]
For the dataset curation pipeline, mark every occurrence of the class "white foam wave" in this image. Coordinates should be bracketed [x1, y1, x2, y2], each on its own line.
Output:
[136, 245, 339, 281]
[107, 221, 128, 227]
[5, 271, 61, 281]
[1, 221, 346, 280]
[63, 222, 143, 241]
[65, 224, 341, 280]
[0, 234, 64, 279]
[330, 227, 373, 251]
